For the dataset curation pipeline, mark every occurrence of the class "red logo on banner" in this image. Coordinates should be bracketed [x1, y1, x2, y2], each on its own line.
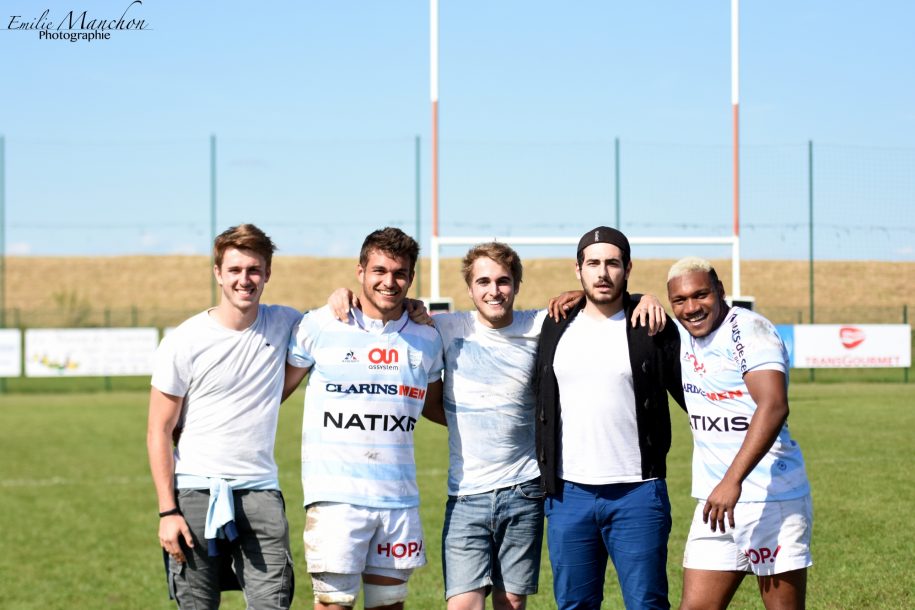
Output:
[840, 326, 865, 349]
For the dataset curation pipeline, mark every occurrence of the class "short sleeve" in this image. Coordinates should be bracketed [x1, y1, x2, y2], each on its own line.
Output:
[426, 331, 445, 384]
[286, 309, 321, 369]
[150, 332, 189, 397]
[734, 312, 788, 375]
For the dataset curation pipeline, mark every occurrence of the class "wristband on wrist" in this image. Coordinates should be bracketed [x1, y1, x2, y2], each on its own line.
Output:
[159, 507, 182, 518]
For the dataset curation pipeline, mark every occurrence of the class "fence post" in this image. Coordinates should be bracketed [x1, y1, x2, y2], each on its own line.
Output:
[210, 134, 218, 307]
[104, 308, 112, 391]
[614, 137, 621, 229]
[808, 140, 815, 383]
[414, 134, 422, 298]
[905, 304, 909, 384]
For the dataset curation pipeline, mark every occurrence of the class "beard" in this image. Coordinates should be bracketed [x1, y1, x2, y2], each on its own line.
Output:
[582, 278, 625, 306]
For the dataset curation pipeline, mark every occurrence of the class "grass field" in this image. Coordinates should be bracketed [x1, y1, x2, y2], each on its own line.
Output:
[1, 383, 913, 609]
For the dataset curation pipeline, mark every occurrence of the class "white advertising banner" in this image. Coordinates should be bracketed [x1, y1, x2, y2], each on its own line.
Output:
[793, 324, 911, 368]
[0, 329, 22, 377]
[25, 328, 160, 377]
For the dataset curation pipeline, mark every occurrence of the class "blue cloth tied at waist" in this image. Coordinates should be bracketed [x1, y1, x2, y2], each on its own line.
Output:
[175, 475, 279, 557]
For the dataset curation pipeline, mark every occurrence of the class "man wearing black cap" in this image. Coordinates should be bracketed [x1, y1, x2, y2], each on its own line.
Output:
[534, 226, 686, 609]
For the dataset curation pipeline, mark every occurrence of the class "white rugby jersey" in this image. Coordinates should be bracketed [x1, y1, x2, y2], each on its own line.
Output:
[287, 305, 444, 509]
[676, 307, 810, 502]
[435, 309, 545, 496]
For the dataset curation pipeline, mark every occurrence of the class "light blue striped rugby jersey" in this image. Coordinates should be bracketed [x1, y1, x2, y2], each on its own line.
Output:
[434, 309, 546, 496]
[676, 307, 810, 502]
[287, 305, 444, 509]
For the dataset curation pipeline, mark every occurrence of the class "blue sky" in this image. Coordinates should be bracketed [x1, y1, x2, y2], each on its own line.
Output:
[2, 0, 913, 261]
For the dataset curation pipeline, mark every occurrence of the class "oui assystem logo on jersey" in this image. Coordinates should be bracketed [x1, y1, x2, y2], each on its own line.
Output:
[6, 1, 148, 43]
[341, 346, 422, 371]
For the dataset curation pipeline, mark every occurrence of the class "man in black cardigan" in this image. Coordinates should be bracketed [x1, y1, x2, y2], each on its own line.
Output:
[534, 226, 686, 610]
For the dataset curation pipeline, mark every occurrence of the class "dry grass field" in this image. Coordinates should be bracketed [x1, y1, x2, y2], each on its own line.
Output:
[5, 256, 913, 325]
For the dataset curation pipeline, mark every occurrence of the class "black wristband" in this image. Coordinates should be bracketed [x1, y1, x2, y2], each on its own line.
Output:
[159, 507, 182, 518]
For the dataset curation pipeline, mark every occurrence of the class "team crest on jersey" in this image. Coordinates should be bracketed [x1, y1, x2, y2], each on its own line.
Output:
[407, 348, 423, 370]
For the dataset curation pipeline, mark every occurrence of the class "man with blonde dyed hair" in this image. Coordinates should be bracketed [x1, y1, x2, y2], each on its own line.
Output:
[667, 257, 812, 610]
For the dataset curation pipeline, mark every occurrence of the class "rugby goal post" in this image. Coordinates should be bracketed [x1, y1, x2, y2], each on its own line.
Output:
[426, 0, 749, 308]
[428, 234, 745, 304]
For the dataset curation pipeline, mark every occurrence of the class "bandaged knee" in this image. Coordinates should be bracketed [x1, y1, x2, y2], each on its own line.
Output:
[363, 582, 409, 608]
[311, 572, 361, 606]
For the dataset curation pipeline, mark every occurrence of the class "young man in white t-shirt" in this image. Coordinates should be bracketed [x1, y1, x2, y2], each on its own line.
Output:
[147, 224, 300, 609]
[534, 227, 686, 610]
[667, 256, 812, 610]
[427, 243, 547, 610]
[284, 227, 444, 610]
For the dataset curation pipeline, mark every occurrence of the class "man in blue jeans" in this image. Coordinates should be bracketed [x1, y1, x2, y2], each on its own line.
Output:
[534, 227, 686, 609]
[425, 242, 548, 610]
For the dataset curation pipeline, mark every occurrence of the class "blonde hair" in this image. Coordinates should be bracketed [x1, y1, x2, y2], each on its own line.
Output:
[461, 242, 523, 289]
[667, 256, 716, 282]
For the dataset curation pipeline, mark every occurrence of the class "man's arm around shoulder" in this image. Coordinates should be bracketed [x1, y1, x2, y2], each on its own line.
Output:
[421, 379, 446, 426]
[282, 362, 310, 402]
[655, 321, 686, 411]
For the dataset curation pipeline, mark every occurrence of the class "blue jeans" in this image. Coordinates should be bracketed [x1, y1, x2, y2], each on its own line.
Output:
[545, 480, 671, 610]
[442, 477, 544, 599]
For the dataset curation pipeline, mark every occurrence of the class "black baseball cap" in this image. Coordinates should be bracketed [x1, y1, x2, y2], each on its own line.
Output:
[576, 226, 631, 264]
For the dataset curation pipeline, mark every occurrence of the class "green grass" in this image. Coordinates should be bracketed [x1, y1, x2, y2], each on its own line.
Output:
[1, 383, 913, 609]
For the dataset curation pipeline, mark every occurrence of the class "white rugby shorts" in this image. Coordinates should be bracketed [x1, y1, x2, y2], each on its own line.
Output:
[304, 502, 426, 574]
[683, 495, 813, 576]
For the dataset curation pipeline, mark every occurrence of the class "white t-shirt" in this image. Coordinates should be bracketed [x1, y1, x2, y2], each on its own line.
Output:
[553, 310, 644, 484]
[676, 307, 810, 502]
[434, 309, 545, 495]
[151, 304, 302, 482]
[287, 306, 444, 509]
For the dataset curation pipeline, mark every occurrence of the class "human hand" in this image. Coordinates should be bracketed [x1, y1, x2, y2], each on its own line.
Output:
[159, 514, 194, 564]
[631, 294, 667, 335]
[405, 299, 433, 326]
[328, 288, 357, 321]
[702, 478, 742, 532]
[547, 291, 584, 322]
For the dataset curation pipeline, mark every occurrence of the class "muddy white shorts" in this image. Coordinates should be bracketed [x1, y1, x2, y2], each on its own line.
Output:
[304, 502, 426, 574]
[683, 494, 813, 576]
